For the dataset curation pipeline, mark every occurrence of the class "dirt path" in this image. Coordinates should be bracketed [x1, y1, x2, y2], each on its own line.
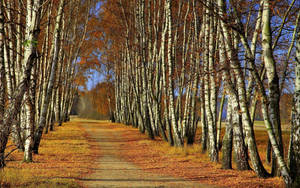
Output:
[77, 120, 211, 188]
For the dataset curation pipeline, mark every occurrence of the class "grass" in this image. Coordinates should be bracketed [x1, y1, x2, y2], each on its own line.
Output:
[147, 127, 259, 165]
[0, 120, 96, 188]
[195, 122, 291, 172]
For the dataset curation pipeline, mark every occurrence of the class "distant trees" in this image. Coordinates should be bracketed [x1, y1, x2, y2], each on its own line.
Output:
[93, 0, 300, 187]
[78, 82, 115, 120]
[0, 0, 92, 167]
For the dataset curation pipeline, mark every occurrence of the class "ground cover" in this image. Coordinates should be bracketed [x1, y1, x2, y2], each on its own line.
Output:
[110, 122, 287, 187]
[0, 120, 98, 188]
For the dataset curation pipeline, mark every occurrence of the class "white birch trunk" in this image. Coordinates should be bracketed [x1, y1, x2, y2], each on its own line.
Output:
[261, 0, 283, 177]
[166, 0, 183, 147]
[218, 0, 268, 177]
[33, 0, 65, 154]
[204, 0, 218, 161]
[288, 14, 300, 187]
[0, 0, 6, 168]
[0, 0, 43, 168]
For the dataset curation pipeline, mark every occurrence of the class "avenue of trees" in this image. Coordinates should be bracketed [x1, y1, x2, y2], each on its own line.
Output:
[0, 0, 95, 168]
[91, 0, 300, 187]
[1, 0, 300, 187]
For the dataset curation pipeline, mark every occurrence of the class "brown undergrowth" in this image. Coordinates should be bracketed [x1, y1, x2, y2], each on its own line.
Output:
[0, 120, 99, 188]
[109, 123, 285, 188]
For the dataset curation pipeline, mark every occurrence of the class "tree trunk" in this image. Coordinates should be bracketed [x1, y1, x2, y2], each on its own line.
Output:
[165, 0, 183, 147]
[204, 1, 218, 161]
[33, 0, 65, 154]
[23, 92, 34, 162]
[222, 96, 233, 169]
[201, 79, 208, 153]
[0, 0, 43, 168]
[261, 0, 283, 177]
[218, 0, 268, 177]
[0, 0, 6, 168]
[231, 97, 250, 170]
[217, 91, 225, 149]
[288, 16, 300, 187]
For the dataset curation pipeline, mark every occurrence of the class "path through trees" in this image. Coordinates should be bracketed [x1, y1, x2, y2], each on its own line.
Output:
[94, 0, 300, 187]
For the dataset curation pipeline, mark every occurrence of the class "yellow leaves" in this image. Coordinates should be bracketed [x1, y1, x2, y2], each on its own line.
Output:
[84, 81, 115, 117]
[1, 120, 96, 188]
[111, 121, 285, 188]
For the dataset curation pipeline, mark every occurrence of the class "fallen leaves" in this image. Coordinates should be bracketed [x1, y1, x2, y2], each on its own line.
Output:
[106, 123, 285, 188]
[0, 120, 99, 187]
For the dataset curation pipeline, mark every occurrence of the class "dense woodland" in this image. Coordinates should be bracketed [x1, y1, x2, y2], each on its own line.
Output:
[0, 0, 300, 187]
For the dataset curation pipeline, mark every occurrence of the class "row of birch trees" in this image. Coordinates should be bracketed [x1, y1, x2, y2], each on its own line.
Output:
[0, 0, 92, 168]
[98, 0, 300, 186]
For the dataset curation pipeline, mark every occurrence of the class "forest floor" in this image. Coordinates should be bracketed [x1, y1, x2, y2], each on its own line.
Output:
[0, 118, 286, 187]
[0, 118, 98, 187]
[78, 118, 286, 188]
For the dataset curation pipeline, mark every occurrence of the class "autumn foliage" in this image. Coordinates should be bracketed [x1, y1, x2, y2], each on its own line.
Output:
[0, 119, 98, 187]
[78, 82, 115, 119]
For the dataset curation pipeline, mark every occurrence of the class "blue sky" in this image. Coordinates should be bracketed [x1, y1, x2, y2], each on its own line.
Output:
[86, 70, 105, 90]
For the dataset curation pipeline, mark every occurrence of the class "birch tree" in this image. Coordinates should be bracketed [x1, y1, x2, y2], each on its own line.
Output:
[93, 1, 300, 186]
[33, 0, 65, 154]
[0, 0, 44, 168]
[288, 12, 300, 187]
[217, 0, 269, 177]
[261, 0, 284, 176]
[166, 0, 183, 147]
[0, 0, 6, 168]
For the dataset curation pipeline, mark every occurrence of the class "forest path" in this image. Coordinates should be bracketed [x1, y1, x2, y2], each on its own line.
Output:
[77, 119, 210, 188]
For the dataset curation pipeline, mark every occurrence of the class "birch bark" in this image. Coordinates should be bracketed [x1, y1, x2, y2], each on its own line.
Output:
[0, 0, 43, 168]
[288, 15, 300, 187]
[0, 0, 6, 168]
[165, 0, 183, 147]
[261, 0, 283, 176]
[33, 0, 65, 154]
[204, 0, 218, 161]
[221, 95, 233, 169]
[23, 67, 36, 162]
[161, 2, 174, 146]
[233, 1, 292, 184]
[218, 0, 268, 177]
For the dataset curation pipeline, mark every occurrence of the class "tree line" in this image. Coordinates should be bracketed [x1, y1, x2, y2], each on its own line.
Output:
[77, 82, 114, 120]
[95, 0, 300, 187]
[0, 0, 94, 168]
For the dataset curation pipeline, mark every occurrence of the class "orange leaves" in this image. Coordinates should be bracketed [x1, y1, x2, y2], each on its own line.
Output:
[78, 58, 87, 65]
[85, 82, 115, 116]
[74, 75, 87, 88]
[113, 122, 285, 188]
[1, 121, 96, 187]
[77, 0, 128, 90]
[77, 57, 101, 71]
